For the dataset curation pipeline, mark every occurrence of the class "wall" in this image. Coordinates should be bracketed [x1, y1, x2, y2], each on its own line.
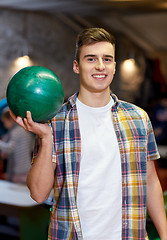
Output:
[1, 9, 166, 106]
[0, 9, 80, 100]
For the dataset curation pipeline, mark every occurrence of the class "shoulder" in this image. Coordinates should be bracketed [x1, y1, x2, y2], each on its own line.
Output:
[111, 93, 149, 121]
[51, 101, 69, 122]
[50, 92, 78, 123]
[116, 100, 154, 135]
[118, 100, 149, 121]
[49, 101, 71, 136]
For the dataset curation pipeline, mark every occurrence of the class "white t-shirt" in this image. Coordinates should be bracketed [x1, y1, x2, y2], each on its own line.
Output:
[76, 97, 122, 240]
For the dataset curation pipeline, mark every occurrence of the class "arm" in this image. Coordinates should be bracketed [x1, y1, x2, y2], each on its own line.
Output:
[10, 110, 56, 203]
[147, 160, 167, 240]
[27, 134, 56, 203]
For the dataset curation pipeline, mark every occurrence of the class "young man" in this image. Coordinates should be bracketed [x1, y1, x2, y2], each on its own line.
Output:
[10, 28, 167, 239]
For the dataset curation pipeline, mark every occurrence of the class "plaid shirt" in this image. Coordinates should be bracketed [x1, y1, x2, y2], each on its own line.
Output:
[36, 92, 160, 240]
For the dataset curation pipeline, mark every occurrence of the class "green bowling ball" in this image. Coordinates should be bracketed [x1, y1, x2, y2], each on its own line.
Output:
[6, 66, 64, 122]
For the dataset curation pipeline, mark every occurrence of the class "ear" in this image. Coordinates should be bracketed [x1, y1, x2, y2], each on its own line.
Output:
[73, 60, 80, 74]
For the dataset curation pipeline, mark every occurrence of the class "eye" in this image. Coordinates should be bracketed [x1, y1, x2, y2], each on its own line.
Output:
[87, 57, 96, 62]
[103, 58, 113, 62]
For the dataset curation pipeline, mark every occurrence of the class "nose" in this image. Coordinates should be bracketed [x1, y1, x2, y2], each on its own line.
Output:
[95, 58, 105, 71]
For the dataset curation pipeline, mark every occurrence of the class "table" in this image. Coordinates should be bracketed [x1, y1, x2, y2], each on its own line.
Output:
[0, 180, 51, 240]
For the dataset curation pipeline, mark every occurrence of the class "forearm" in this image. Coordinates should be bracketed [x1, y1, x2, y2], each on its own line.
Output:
[147, 161, 167, 239]
[27, 135, 55, 203]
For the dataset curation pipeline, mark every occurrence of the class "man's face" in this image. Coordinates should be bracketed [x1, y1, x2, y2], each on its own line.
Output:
[73, 41, 116, 94]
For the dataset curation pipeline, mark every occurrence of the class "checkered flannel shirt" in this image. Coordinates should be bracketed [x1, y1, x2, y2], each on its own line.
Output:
[34, 92, 160, 240]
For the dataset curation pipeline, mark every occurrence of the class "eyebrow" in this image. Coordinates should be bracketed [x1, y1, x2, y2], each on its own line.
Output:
[84, 54, 114, 59]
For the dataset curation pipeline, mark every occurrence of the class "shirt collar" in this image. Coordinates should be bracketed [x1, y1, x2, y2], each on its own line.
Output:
[110, 92, 120, 111]
[68, 92, 79, 108]
[68, 91, 120, 111]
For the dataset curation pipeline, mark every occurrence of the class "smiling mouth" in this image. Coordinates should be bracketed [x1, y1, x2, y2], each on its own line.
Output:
[92, 74, 107, 80]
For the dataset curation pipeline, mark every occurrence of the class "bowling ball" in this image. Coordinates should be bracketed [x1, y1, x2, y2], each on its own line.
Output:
[6, 66, 64, 123]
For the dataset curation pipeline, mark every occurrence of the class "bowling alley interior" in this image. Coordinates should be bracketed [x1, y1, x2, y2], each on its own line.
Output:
[0, 1, 167, 239]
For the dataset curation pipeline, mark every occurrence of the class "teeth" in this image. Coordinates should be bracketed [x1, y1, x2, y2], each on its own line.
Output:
[93, 74, 106, 78]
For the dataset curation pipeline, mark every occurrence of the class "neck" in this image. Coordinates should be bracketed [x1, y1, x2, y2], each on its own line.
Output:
[78, 88, 111, 107]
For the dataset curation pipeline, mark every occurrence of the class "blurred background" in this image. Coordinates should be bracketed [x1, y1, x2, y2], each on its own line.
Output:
[0, 0, 167, 239]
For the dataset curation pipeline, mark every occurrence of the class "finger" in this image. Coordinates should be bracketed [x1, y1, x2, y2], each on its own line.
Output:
[23, 114, 36, 132]
[15, 116, 26, 128]
[23, 117, 32, 131]
[8, 109, 17, 121]
[26, 111, 34, 123]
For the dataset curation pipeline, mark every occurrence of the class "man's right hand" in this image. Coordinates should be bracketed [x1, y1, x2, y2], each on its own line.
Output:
[9, 109, 52, 139]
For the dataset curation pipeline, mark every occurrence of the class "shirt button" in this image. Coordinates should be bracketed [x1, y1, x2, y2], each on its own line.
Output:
[123, 221, 128, 226]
